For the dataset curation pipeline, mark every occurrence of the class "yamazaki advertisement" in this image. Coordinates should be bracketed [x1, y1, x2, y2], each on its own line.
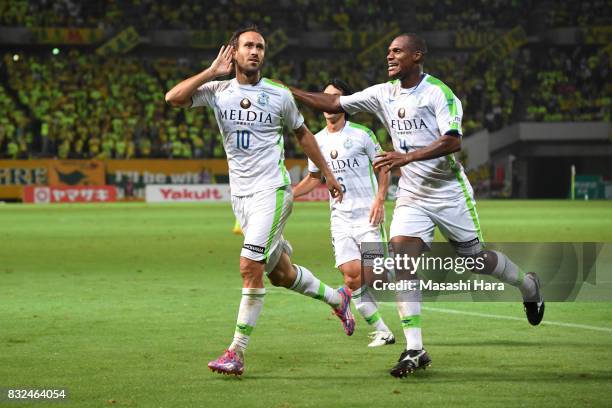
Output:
[23, 186, 117, 204]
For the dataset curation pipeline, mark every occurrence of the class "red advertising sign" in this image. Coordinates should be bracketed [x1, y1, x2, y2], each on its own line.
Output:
[293, 185, 330, 202]
[23, 186, 117, 204]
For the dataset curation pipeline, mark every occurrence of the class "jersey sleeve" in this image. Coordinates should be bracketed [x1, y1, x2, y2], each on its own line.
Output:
[307, 157, 319, 173]
[431, 86, 463, 136]
[191, 81, 221, 108]
[307, 133, 322, 173]
[363, 127, 383, 162]
[282, 90, 305, 130]
[339, 84, 383, 115]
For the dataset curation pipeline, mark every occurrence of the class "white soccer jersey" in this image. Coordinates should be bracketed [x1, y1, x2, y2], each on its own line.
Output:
[339, 74, 472, 201]
[307, 121, 383, 219]
[192, 77, 304, 196]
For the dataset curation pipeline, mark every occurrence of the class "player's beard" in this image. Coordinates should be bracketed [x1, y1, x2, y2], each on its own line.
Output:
[237, 60, 262, 78]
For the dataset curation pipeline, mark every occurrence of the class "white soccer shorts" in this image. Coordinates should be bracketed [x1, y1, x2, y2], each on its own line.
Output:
[389, 195, 484, 255]
[331, 215, 387, 267]
[232, 186, 293, 271]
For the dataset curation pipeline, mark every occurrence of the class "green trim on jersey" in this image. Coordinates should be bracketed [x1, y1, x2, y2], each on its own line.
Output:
[263, 78, 289, 90]
[367, 161, 389, 252]
[426, 75, 460, 131]
[277, 135, 290, 185]
[276, 116, 290, 186]
[264, 188, 285, 261]
[349, 122, 382, 153]
[446, 154, 484, 243]
[388, 79, 400, 85]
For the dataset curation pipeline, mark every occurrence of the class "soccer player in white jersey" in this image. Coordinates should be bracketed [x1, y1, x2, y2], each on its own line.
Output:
[165, 26, 355, 376]
[289, 33, 545, 378]
[292, 79, 395, 348]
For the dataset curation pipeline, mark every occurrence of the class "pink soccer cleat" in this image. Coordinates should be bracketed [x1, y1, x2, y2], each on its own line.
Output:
[332, 287, 355, 336]
[208, 349, 244, 376]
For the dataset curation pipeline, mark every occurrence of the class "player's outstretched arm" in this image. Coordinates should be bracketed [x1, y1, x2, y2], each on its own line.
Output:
[292, 172, 322, 198]
[294, 125, 343, 202]
[165, 45, 234, 107]
[290, 86, 344, 113]
[374, 134, 461, 170]
[369, 165, 390, 225]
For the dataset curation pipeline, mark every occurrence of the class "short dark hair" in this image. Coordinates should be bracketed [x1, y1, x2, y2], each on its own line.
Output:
[229, 25, 264, 49]
[323, 78, 352, 119]
[323, 78, 353, 95]
[397, 33, 428, 55]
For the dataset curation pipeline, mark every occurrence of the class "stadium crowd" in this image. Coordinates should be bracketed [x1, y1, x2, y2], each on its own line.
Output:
[0, 1, 609, 159]
[2, 0, 609, 30]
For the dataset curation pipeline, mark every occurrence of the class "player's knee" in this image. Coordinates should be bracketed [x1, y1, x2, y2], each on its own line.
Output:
[343, 273, 361, 291]
[339, 261, 362, 290]
[456, 250, 495, 275]
[239, 257, 264, 285]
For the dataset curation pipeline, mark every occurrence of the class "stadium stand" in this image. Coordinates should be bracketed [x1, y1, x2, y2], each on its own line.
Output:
[0, 0, 610, 159]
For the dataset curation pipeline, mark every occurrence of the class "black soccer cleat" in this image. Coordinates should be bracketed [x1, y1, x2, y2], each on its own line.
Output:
[523, 272, 545, 326]
[389, 349, 431, 378]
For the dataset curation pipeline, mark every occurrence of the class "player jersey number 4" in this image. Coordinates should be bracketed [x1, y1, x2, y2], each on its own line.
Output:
[191, 77, 304, 196]
[339, 74, 472, 201]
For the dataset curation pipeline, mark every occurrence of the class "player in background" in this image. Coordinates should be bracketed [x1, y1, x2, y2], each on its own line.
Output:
[288, 33, 545, 378]
[292, 79, 395, 348]
[232, 218, 243, 235]
[165, 26, 354, 377]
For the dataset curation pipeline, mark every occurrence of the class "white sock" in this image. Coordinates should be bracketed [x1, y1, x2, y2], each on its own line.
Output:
[489, 251, 536, 299]
[396, 287, 423, 350]
[353, 286, 390, 332]
[289, 264, 341, 307]
[228, 287, 265, 356]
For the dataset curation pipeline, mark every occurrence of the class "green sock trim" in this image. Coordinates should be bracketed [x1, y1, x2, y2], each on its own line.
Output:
[314, 281, 325, 300]
[290, 265, 303, 290]
[235, 322, 254, 336]
[353, 287, 365, 299]
[365, 311, 382, 325]
[401, 315, 421, 328]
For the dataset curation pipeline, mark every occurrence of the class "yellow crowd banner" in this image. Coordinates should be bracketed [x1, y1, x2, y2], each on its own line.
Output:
[47, 160, 105, 186]
[582, 26, 612, 44]
[455, 31, 500, 48]
[358, 23, 400, 66]
[96, 26, 141, 56]
[266, 29, 288, 58]
[469, 26, 528, 67]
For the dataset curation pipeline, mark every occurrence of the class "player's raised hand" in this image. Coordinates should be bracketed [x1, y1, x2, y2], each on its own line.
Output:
[209, 45, 234, 78]
[369, 198, 385, 226]
[326, 176, 344, 203]
[374, 151, 411, 170]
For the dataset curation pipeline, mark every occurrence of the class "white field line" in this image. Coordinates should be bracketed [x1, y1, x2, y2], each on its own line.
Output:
[421, 305, 612, 334]
[262, 287, 612, 333]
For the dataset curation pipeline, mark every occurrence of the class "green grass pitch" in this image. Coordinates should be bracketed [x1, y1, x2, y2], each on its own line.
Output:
[1, 200, 612, 407]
